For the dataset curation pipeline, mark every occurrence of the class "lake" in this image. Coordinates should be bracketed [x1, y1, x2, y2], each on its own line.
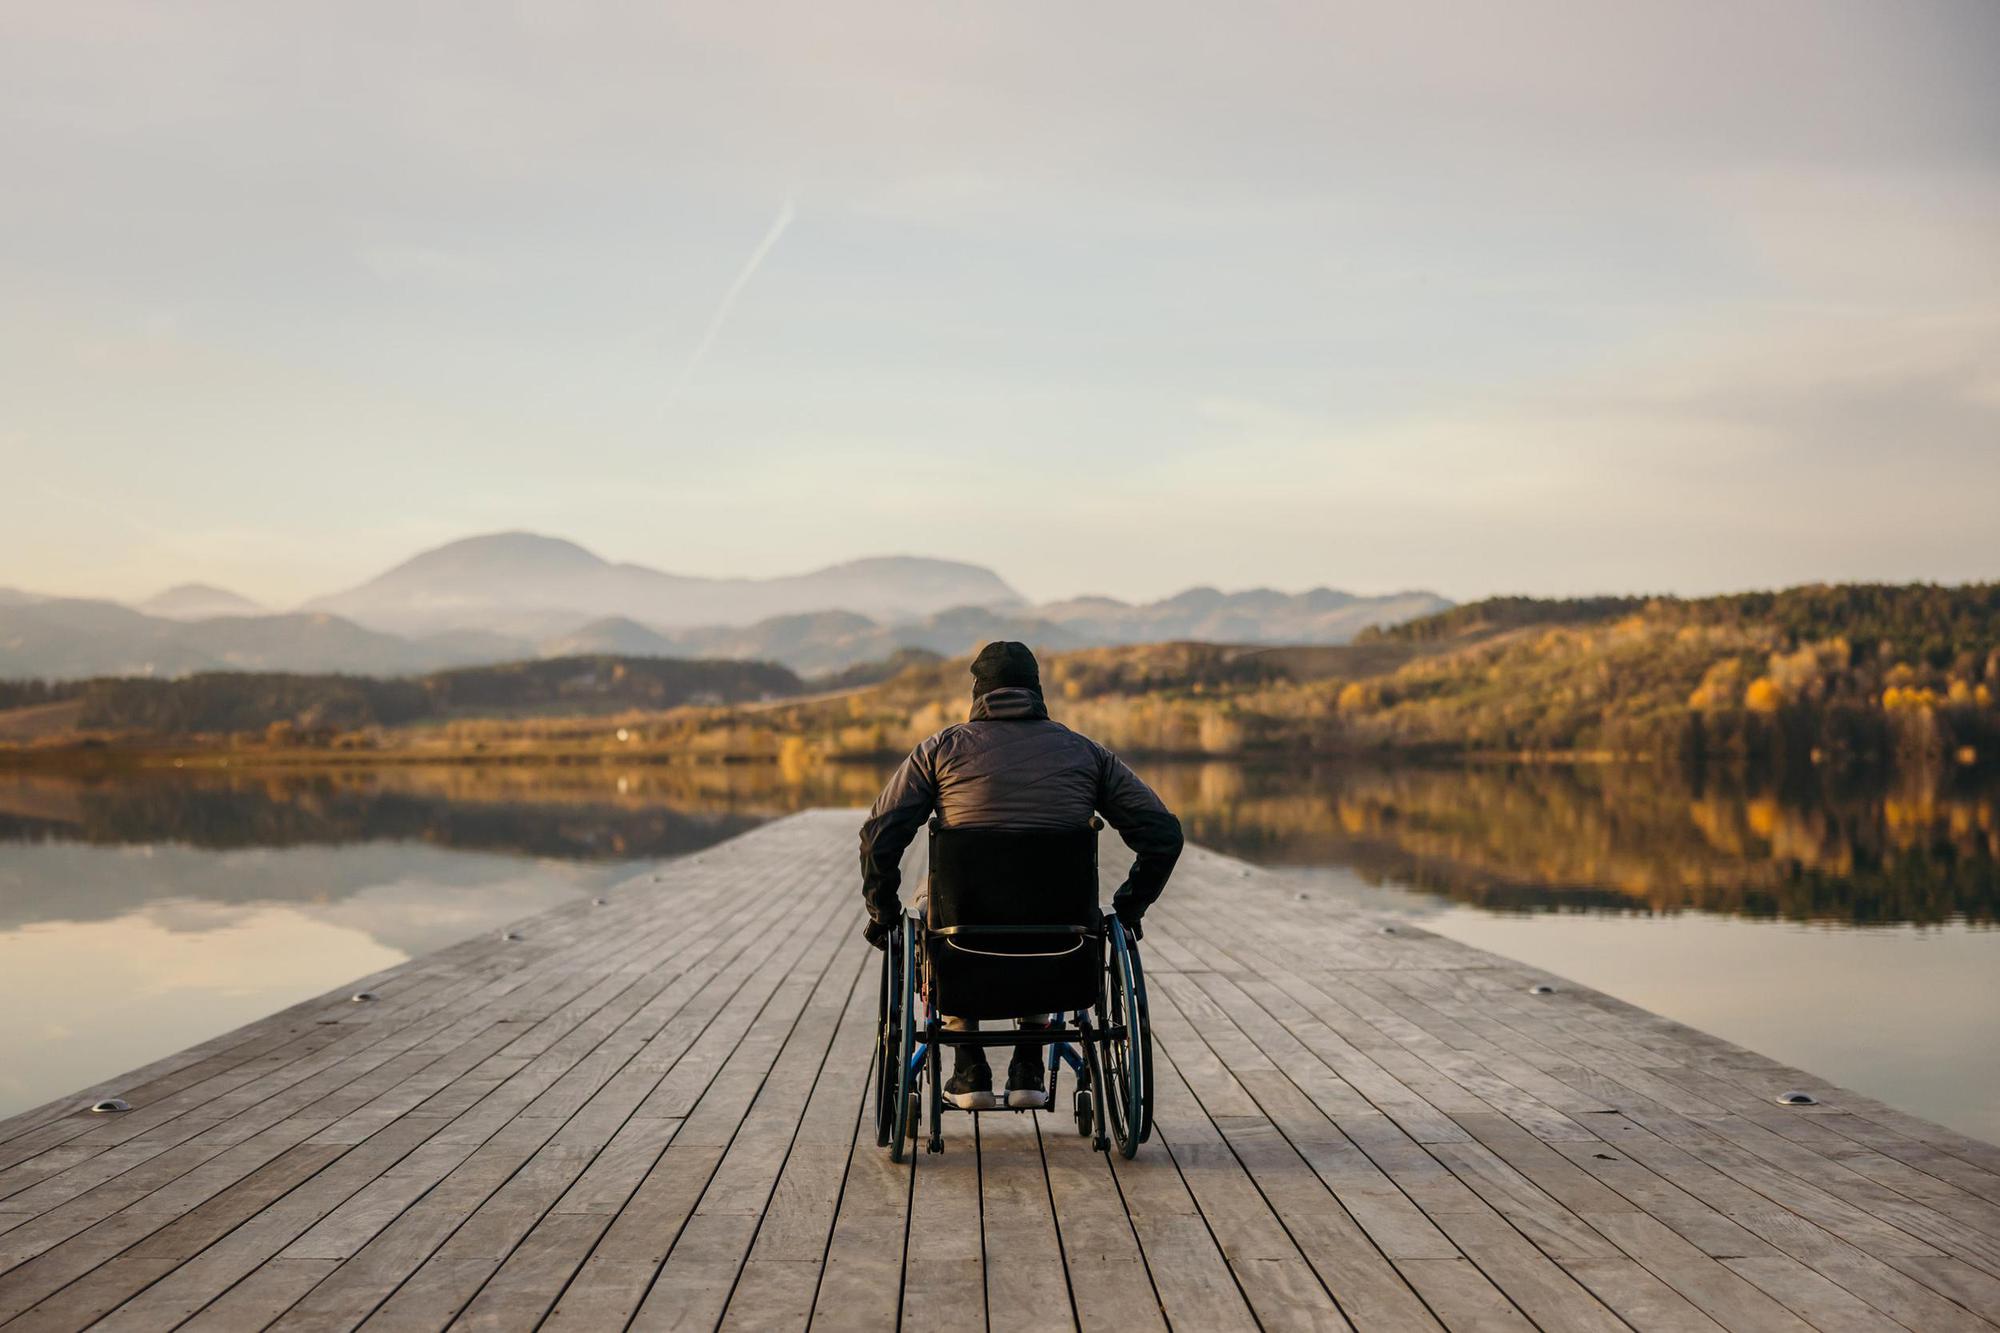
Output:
[2, 760, 1995, 1142]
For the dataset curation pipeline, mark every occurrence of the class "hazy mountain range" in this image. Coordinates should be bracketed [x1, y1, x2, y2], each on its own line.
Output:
[299, 533, 1024, 636]
[0, 532, 1450, 680]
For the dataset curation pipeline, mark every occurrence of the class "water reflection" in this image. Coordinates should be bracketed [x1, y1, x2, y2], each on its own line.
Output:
[5, 761, 1998, 927]
[3, 760, 1995, 1134]
[1142, 762, 2000, 926]
[0, 842, 629, 1116]
[0, 763, 886, 869]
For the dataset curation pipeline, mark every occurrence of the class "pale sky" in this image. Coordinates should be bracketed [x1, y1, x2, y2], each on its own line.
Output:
[4, 1, 1997, 608]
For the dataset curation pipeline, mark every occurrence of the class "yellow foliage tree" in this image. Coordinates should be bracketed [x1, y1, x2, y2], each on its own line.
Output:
[1197, 710, 1244, 754]
[1688, 658, 1743, 711]
[1743, 677, 1784, 713]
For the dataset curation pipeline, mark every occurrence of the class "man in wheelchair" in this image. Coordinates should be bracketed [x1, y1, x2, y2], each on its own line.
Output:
[859, 641, 1183, 1117]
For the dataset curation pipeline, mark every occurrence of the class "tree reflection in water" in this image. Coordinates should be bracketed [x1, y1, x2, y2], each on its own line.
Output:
[2, 760, 1995, 927]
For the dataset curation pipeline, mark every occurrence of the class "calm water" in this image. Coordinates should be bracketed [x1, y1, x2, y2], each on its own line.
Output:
[2, 762, 1995, 1142]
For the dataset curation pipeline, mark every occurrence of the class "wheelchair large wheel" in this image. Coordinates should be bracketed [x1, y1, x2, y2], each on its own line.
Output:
[873, 926, 901, 1148]
[1101, 919, 1153, 1158]
[888, 921, 920, 1163]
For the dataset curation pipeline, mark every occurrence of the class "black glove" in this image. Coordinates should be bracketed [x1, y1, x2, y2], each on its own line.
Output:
[1114, 905, 1144, 942]
[863, 918, 893, 951]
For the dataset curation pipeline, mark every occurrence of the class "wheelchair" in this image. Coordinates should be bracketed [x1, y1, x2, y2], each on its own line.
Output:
[874, 816, 1154, 1160]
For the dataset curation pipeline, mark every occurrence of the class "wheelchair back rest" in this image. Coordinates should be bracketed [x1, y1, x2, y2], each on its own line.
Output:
[925, 822, 1099, 942]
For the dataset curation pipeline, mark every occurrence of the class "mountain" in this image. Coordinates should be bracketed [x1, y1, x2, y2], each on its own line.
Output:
[0, 600, 209, 679]
[0, 531, 1453, 680]
[1034, 586, 1452, 645]
[537, 616, 680, 658]
[301, 532, 1025, 635]
[0, 586, 1454, 681]
[636, 592, 1453, 675]
[0, 600, 491, 680]
[659, 607, 1086, 676]
[136, 583, 266, 620]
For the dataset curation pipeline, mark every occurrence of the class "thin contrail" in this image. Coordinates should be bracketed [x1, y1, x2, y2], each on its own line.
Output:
[660, 196, 797, 417]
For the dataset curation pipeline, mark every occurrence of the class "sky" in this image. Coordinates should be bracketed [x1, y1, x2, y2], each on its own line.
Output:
[3, 1, 1997, 608]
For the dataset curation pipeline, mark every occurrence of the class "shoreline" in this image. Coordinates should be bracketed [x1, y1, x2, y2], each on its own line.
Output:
[0, 740, 1687, 774]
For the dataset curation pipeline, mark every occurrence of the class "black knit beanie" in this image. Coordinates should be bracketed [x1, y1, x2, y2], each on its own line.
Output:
[970, 640, 1041, 698]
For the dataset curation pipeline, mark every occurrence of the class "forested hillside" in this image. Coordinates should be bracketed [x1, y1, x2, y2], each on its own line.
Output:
[7, 584, 1997, 780]
[23, 656, 802, 739]
[611, 584, 2000, 776]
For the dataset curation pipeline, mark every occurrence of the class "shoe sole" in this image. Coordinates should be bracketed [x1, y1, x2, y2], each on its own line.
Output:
[1005, 1089, 1050, 1109]
[944, 1091, 997, 1110]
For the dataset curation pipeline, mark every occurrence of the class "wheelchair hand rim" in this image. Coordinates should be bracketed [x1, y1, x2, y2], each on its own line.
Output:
[890, 923, 920, 1160]
[1103, 919, 1153, 1156]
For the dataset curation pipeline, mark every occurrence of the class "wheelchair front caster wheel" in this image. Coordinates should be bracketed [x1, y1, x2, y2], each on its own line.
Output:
[928, 1136, 944, 1154]
[906, 1094, 921, 1141]
[1074, 1090, 1093, 1137]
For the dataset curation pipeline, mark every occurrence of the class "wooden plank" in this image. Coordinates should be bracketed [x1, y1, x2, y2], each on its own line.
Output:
[1039, 1119, 1166, 1331]
[808, 1122, 908, 1331]
[540, 863, 855, 1329]
[333, 838, 850, 1329]
[626, 930, 869, 1329]
[1557, 1256, 1727, 1332]
[977, 1109, 1071, 1328]
[1722, 1255, 1908, 1333]
[1581, 1112, 1996, 1330]
[1425, 1210, 1624, 1331]
[1142, 1036, 1358, 1329]
[1585, 1210, 1818, 1332]
[716, 940, 879, 1331]
[896, 1102, 984, 1328]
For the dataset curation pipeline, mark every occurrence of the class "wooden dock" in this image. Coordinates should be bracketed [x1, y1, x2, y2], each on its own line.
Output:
[3, 809, 1998, 1331]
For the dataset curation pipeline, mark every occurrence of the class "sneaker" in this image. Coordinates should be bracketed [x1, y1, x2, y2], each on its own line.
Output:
[1005, 1053, 1049, 1109]
[943, 1054, 995, 1110]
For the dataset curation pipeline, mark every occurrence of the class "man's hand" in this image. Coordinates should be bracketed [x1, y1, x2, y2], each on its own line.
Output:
[864, 918, 893, 951]
[1113, 905, 1145, 942]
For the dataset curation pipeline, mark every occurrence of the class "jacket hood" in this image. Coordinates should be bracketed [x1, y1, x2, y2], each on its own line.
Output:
[968, 686, 1048, 721]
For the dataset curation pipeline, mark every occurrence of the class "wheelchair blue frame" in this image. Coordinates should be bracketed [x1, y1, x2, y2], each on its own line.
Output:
[875, 909, 1153, 1160]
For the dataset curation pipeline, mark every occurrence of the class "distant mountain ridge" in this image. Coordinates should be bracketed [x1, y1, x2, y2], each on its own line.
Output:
[1034, 585, 1450, 647]
[137, 583, 266, 620]
[301, 532, 1025, 635]
[0, 531, 1453, 680]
